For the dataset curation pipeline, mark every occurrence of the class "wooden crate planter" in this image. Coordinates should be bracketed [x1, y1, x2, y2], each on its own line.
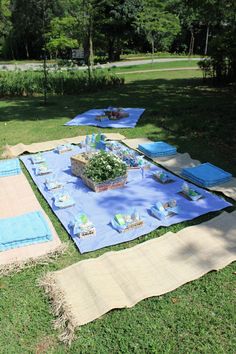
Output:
[71, 153, 95, 177]
[81, 174, 127, 192]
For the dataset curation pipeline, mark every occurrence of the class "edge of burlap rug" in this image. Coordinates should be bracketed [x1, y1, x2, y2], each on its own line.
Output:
[1, 133, 126, 158]
[0, 243, 68, 277]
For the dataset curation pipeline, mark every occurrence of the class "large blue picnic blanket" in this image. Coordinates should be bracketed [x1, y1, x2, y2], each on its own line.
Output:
[0, 211, 53, 251]
[0, 158, 21, 177]
[21, 144, 231, 253]
[64, 108, 145, 128]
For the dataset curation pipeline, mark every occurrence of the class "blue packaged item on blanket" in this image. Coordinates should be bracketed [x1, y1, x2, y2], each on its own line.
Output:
[182, 163, 232, 187]
[54, 190, 75, 209]
[111, 209, 143, 233]
[55, 143, 73, 154]
[0, 211, 53, 251]
[0, 158, 21, 177]
[151, 200, 179, 220]
[45, 175, 64, 191]
[35, 162, 52, 176]
[138, 141, 177, 158]
[69, 213, 96, 238]
[31, 153, 45, 164]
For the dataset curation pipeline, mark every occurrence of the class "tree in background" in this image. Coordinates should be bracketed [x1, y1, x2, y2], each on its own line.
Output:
[135, 0, 180, 61]
[97, 0, 142, 61]
[46, 16, 78, 58]
[58, 0, 102, 69]
[0, 0, 12, 57]
[4, 0, 62, 59]
[0, 0, 235, 85]
[182, 0, 236, 82]
[168, 0, 202, 55]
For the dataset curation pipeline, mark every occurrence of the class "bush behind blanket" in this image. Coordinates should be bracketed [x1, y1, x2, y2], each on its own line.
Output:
[0, 70, 124, 97]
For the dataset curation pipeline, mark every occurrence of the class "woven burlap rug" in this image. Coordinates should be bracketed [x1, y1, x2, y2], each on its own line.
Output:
[41, 211, 236, 344]
[1, 133, 125, 158]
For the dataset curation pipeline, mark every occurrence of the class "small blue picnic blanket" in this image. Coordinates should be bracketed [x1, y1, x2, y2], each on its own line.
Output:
[138, 141, 177, 158]
[182, 163, 232, 187]
[0, 211, 53, 251]
[21, 143, 231, 254]
[64, 108, 145, 128]
[0, 158, 21, 177]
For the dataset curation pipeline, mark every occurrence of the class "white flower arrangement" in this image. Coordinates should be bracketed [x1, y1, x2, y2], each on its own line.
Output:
[84, 151, 127, 183]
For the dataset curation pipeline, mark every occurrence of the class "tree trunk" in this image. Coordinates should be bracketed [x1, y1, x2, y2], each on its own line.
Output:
[88, 17, 94, 74]
[83, 38, 89, 65]
[215, 63, 222, 81]
[204, 25, 209, 56]
[108, 38, 121, 62]
[10, 37, 15, 60]
[108, 38, 115, 61]
[43, 52, 47, 105]
[151, 37, 154, 64]
[87, 16, 94, 85]
[25, 41, 29, 59]
[188, 30, 195, 56]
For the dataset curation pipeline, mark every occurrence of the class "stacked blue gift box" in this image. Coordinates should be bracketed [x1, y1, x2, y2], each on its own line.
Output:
[182, 163, 232, 187]
[138, 141, 177, 158]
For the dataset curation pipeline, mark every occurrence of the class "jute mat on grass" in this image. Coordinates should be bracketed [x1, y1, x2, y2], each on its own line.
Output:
[0, 173, 65, 275]
[1, 133, 126, 158]
[40, 210, 236, 344]
[122, 138, 236, 201]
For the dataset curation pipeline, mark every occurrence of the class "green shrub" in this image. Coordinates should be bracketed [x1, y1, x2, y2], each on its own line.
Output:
[84, 151, 127, 183]
[0, 69, 124, 97]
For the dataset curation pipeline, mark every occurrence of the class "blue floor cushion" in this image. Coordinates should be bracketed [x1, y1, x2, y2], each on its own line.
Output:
[138, 141, 177, 158]
[0, 211, 53, 251]
[182, 163, 232, 187]
[0, 158, 21, 177]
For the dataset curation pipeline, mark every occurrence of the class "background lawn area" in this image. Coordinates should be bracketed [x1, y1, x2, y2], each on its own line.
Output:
[0, 68, 235, 354]
[111, 59, 199, 73]
[120, 53, 201, 60]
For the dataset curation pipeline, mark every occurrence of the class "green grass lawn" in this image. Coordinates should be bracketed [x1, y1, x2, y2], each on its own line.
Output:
[120, 52, 201, 60]
[111, 59, 200, 73]
[0, 68, 236, 354]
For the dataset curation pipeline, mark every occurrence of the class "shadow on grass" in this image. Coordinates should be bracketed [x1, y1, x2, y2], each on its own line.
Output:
[0, 76, 235, 173]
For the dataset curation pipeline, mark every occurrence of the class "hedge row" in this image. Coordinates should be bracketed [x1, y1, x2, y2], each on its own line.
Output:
[0, 69, 124, 97]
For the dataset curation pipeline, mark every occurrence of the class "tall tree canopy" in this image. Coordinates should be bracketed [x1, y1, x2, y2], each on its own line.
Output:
[0, 0, 235, 82]
[135, 0, 180, 57]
